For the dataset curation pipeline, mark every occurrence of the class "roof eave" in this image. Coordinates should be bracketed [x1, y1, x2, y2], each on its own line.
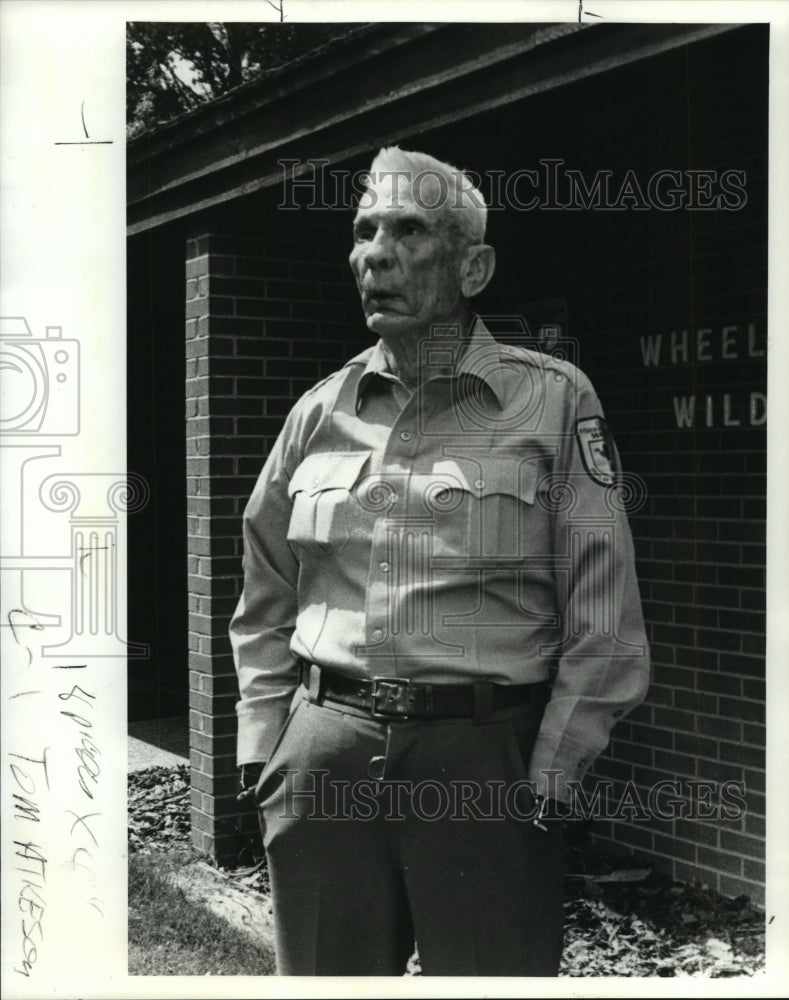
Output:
[127, 21, 743, 236]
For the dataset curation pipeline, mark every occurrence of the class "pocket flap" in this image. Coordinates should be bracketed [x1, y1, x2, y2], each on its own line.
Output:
[432, 457, 537, 504]
[480, 458, 537, 504]
[288, 451, 371, 498]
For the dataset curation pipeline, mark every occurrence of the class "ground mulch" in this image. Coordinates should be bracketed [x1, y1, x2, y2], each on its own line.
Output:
[129, 764, 766, 978]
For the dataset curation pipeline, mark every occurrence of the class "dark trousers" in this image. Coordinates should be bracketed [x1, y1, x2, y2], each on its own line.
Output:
[256, 686, 564, 976]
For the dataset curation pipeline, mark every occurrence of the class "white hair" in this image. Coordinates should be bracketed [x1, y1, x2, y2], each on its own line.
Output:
[365, 146, 488, 245]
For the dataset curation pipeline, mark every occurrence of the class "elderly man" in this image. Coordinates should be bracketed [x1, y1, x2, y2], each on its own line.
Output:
[230, 147, 650, 976]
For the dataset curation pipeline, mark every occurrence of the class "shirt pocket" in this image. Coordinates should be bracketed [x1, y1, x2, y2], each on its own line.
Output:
[430, 457, 539, 562]
[286, 451, 370, 556]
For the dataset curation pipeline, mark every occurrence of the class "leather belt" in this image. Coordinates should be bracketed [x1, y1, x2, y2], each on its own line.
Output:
[300, 662, 544, 721]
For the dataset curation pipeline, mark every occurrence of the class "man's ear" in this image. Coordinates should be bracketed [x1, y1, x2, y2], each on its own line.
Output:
[461, 244, 496, 298]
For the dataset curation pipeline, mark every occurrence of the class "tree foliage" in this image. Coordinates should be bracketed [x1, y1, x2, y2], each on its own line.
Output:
[127, 21, 352, 138]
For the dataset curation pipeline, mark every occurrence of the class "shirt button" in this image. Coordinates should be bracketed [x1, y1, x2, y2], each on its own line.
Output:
[380, 561, 390, 573]
[612, 709, 623, 718]
[372, 628, 384, 641]
[399, 430, 412, 442]
[475, 479, 485, 490]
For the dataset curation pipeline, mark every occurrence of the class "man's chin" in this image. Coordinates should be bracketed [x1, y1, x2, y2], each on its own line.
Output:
[365, 311, 415, 338]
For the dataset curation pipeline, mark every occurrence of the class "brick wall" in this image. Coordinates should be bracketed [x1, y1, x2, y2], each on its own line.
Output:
[185, 209, 368, 860]
[600, 32, 765, 905]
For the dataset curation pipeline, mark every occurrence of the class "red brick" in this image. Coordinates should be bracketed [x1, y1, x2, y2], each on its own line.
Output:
[610, 822, 653, 851]
[673, 732, 717, 760]
[742, 723, 765, 746]
[190, 731, 237, 756]
[191, 828, 213, 853]
[720, 829, 764, 858]
[697, 846, 743, 877]
[652, 833, 697, 862]
[745, 813, 765, 838]
[743, 859, 765, 883]
[672, 690, 719, 714]
[190, 807, 216, 834]
[719, 742, 764, 769]
[718, 696, 764, 723]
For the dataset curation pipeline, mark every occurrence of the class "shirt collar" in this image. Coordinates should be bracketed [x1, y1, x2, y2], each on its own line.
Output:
[355, 316, 506, 413]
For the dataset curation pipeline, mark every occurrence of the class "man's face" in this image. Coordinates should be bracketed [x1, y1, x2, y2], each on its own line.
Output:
[349, 174, 467, 339]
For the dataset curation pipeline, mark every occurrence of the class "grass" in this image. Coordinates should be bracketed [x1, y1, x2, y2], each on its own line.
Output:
[128, 849, 276, 976]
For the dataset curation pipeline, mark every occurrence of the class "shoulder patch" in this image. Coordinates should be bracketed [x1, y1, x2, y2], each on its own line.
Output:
[575, 416, 617, 486]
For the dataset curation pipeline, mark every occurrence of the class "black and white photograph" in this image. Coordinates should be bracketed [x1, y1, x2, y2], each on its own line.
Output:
[2, 1, 789, 996]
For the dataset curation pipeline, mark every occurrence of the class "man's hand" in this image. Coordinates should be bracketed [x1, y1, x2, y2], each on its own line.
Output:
[532, 795, 564, 833]
[237, 762, 266, 803]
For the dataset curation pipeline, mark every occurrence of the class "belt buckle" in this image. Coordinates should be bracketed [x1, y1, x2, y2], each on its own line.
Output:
[371, 677, 412, 718]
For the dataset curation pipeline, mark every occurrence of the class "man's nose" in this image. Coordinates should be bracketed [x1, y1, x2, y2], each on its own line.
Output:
[361, 229, 394, 270]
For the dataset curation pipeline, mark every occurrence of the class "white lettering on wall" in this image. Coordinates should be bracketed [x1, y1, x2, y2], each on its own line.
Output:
[640, 322, 766, 429]
[639, 323, 765, 367]
[670, 392, 767, 428]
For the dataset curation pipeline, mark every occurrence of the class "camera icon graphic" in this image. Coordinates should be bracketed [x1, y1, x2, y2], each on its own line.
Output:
[0, 317, 80, 435]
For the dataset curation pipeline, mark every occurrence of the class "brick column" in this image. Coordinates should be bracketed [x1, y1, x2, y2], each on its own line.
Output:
[183, 212, 364, 862]
[185, 230, 261, 861]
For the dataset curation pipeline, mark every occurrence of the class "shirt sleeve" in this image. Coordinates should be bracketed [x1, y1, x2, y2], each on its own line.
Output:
[527, 368, 651, 802]
[229, 401, 305, 766]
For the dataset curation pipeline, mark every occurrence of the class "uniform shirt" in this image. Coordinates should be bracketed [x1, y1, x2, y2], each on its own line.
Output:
[230, 317, 650, 800]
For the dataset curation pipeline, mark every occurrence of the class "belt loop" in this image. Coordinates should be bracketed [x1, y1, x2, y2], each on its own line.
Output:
[307, 663, 322, 704]
[473, 682, 494, 723]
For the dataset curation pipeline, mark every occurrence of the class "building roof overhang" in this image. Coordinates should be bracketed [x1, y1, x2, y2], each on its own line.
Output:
[127, 20, 743, 235]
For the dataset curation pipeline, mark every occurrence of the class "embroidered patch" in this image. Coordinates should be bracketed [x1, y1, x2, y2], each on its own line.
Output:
[576, 416, 617, 486]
